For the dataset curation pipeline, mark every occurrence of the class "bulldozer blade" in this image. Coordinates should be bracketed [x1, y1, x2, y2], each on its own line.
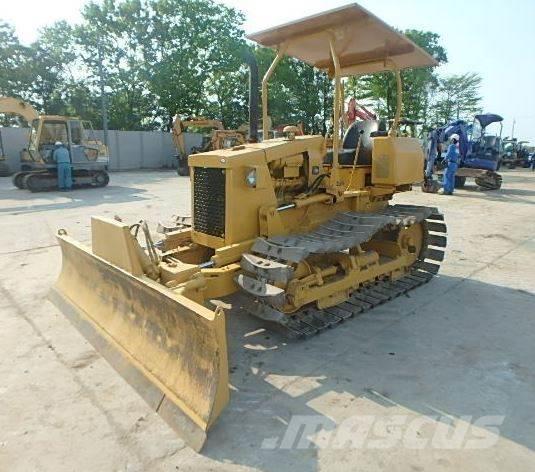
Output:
[49, 234, 229, 451]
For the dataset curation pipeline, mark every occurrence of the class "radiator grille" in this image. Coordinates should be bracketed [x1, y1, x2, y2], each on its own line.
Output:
[193, 167, 226, 238]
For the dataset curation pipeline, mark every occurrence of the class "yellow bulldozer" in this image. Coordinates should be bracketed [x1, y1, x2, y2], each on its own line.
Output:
[0, 96, 110, 191]
[50, 4, 447, 451]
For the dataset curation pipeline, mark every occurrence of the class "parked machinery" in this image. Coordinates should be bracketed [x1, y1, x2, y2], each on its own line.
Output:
[172, 116, 247, 176]
[50, 4, 447, 451]
[0, 129, 11, 176]
[502, 138, 531, 169]
[424, 114, 504, 191]
[0, 97, 39, 177]
[0, 97, 110, 191]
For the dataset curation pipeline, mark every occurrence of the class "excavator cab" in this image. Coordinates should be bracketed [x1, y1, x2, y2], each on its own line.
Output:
[16, 115, 110, 190]
[23, 117, 107, 165]
[50, 3, 445, 451]
[0, 96, 110, 190]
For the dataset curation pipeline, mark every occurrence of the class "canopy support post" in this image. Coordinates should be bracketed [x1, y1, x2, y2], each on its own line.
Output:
[262, 45, 287, 140]
[389, 69, 403, 137]
[329, 37, 342, 195]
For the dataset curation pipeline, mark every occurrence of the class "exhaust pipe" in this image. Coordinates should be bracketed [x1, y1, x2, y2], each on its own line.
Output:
[243, 49, 259, 143]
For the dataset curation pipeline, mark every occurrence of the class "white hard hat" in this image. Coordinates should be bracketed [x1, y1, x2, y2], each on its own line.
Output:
[450, 133, 460, 142]
[55, 141, 63, 146]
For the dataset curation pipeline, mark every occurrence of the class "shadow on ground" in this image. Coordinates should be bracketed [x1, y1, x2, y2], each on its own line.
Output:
[450, 182, 535, 205]
[0, 171, 181, 215]
[198, 275, 535, 470]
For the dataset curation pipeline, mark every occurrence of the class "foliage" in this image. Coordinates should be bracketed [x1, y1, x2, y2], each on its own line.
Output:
[0, 22, 29, 100]
[255, 47, 333, 134]
[0, 3, 479, 135]
[346, 30, 448, 126]
[74, 0, 248, 130]
[430, 72, 483, 125]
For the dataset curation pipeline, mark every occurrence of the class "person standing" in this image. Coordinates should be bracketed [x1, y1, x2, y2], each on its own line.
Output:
[53, 141, 72, 191]
[442, 133, 460, 195]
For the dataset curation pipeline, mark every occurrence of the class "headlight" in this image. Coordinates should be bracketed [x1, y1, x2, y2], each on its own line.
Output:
[245, 168, 257, 188]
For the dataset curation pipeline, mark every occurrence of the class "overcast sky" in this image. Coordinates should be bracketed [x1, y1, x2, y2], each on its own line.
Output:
[3, 0, 534, 141]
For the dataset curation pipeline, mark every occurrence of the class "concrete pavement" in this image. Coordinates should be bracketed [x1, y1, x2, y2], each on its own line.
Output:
[0, 169, 534, 471]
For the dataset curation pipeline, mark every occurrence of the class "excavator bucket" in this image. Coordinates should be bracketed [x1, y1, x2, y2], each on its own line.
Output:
[49, 220, 229, 452]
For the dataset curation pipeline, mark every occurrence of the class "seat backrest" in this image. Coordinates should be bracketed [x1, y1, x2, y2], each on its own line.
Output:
[483, 135, 497, 149]
[341, 120, 379, 165]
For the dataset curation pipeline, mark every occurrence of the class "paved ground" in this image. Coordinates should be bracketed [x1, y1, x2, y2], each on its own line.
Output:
[0, 169, 534, 471]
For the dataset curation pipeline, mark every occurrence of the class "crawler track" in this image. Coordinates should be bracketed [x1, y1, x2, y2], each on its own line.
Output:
[13, 170, 110, 192]
[239, 204, 447, 338]
[475, 172, 502, 190]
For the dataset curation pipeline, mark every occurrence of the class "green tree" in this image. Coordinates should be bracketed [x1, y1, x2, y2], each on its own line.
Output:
[346, 30, 448, 125]
[77, 0, 247, 130]
[430, 72, 482, 124]
[0, 20, 101, 122]
[2, 2, 461, 137]
[0, 23, 31, 125]
[75, 1, 162, 130]
[203, 65, 249, 129]
[255, 47, 333, 134]
[23, 21, 80, 114]
[145, 0, 247, 127]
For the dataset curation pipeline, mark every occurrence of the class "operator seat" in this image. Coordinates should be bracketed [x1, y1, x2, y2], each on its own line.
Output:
[326, 120, 380, 166]
[483, 135, 497, 149]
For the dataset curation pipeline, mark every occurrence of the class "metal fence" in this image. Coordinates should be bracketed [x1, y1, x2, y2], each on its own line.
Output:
[0, 127, 203, 172]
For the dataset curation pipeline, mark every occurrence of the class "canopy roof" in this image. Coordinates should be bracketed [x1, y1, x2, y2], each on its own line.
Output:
[475, 113, 503, 128]
[247, 3, 438, 76]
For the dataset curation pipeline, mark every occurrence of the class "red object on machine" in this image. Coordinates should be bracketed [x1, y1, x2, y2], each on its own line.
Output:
[347, 97, 377, 124]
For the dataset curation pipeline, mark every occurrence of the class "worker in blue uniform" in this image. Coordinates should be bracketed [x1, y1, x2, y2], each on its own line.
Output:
[442, 133, 460, 195]
[53, 141, 72, 191]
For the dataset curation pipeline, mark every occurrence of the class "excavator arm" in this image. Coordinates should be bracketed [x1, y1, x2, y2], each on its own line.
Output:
[0, 96, 39, 123]
[172, 115, 226, 157]
[171, 115, 187, 157]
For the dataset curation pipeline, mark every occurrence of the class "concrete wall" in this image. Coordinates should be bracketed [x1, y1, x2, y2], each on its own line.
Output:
[0, 127, 203, 172]
[0, 127, 30, 173]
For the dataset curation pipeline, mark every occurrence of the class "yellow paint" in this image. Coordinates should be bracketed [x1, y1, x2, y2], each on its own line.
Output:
[50, 4, 442, 452]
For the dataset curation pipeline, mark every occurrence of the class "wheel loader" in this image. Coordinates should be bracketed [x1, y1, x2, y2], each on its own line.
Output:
[0, 96, 110, 191]
[49, 4, 447, 452]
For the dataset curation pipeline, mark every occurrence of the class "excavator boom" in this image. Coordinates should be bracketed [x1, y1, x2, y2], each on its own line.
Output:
[0, 96, 39, 123]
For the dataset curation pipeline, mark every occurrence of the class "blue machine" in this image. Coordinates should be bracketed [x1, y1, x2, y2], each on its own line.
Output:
[424, 114, 504, 191]
[443, 114, 503, 171]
